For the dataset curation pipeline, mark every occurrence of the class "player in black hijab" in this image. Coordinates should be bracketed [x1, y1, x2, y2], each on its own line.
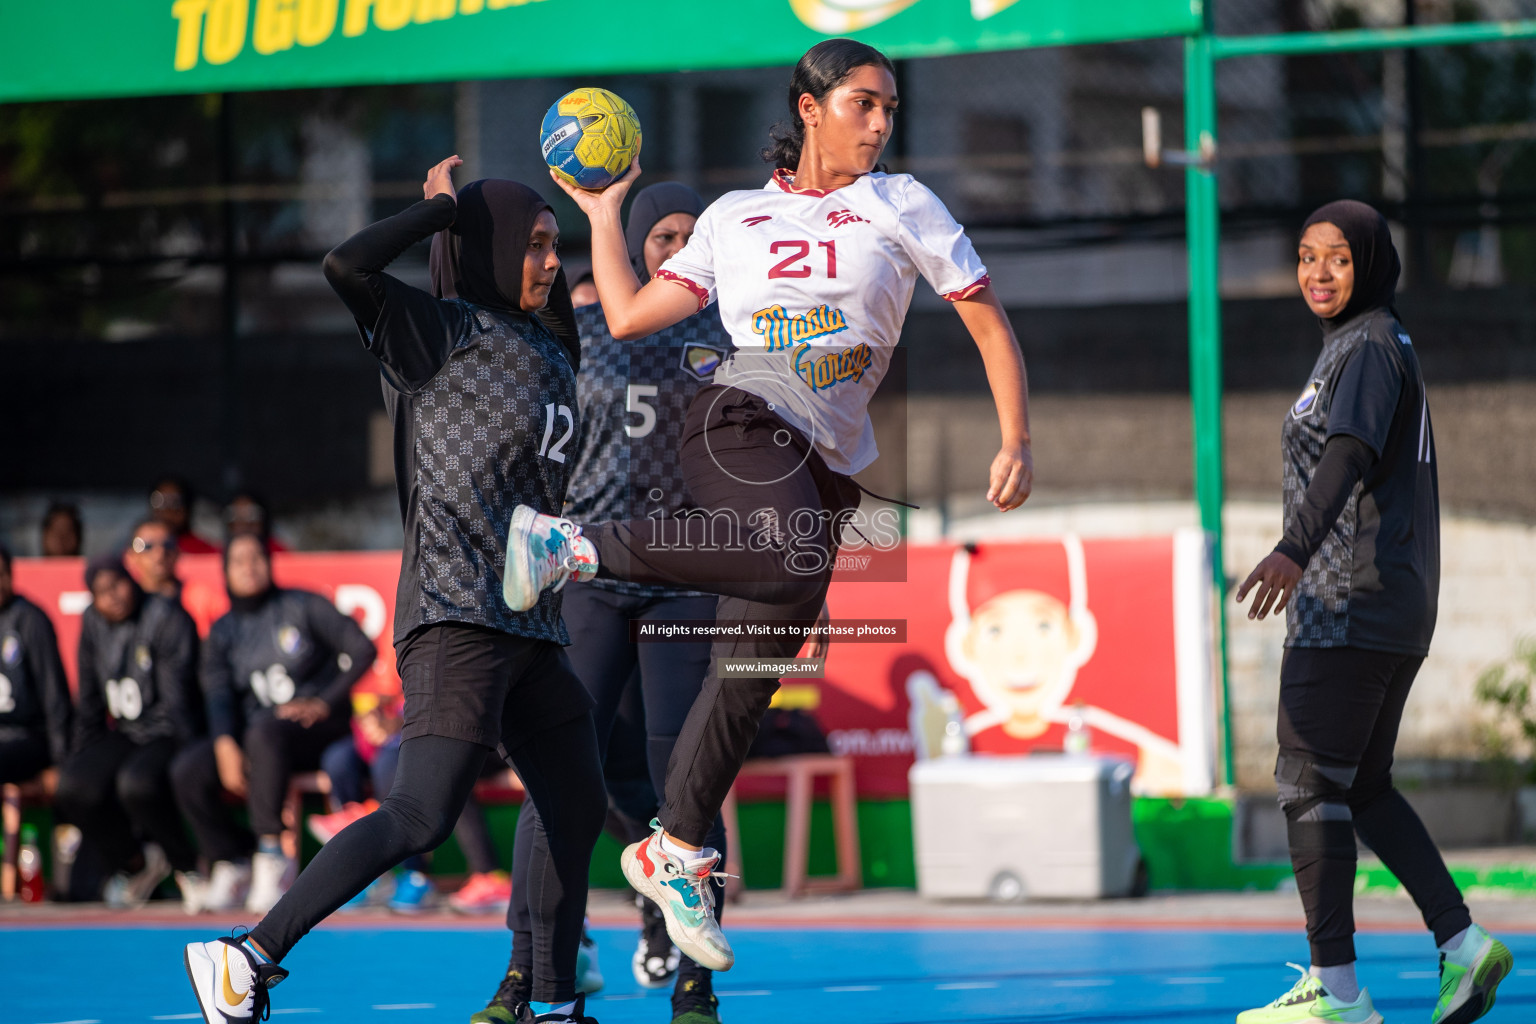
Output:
[1236, 200, 1511, 1024]
[183, 158, 607, 1024]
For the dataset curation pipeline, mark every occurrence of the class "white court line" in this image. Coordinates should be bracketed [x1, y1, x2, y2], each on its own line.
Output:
[936, 982, 998, 991]
[372, 1005, 436, 1011]
[1518, 969, 1536, 977]
[152, 1015, 203, 1020]
[717, 991, 772, 997]
[824, 985, 882, 992]
[1051, 979, 1115, 988]
[1399, 971, 1439, 980]
[271, 1010, 322, 1015]
[596, 995, 647, 1001]
[38, 1019, 101, 1024]
[1164, 977, 1223, 985]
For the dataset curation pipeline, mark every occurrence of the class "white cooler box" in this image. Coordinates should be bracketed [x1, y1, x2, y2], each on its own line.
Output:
[909, 754, 1141, 900]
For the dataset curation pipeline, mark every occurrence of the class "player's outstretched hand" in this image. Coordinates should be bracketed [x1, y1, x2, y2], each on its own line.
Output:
[549, 147, 643, 217]
[1235, 550, 1303, 620]
[424, 155, 462, 202]
[987, 442, 1032, 512]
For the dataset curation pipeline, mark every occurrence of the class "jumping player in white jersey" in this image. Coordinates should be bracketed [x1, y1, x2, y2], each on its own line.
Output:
[506, 38, 1032, 972]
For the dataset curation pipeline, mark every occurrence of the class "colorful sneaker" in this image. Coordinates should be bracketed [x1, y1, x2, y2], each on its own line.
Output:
[530, 995, 598, 1024]
[671, 976, 720, 1024]
[183, 935, 288, 1024]
[205, 859, 252, 912]
[307, 800, 377, 845]
[389, 869, 436, 913]
[620, 820, 733, 973]
[245, 850, 296, 915]
[449, 870, 512, 914]
[1433, 924, 1513, 1024]
[1236, 964, 1382, 1024]
[633, 895, 680, 989]
[470, 961, 530, 1024]
[577, 924, 604, 995]
[503, 505, 596, 612]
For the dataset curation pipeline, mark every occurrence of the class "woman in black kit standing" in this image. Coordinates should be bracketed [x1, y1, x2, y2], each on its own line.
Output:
[1236, 200, 1511, 1024]
[182, 157, 607, 1024]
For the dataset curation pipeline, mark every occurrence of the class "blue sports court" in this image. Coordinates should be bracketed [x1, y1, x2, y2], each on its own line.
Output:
[7, 917, 1534, 1024]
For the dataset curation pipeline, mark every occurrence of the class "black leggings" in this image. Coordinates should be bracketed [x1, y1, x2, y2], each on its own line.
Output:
[0, 728, 51, 785]
[587, 386, 858, 843]
[54, 733, 197, 874]
[1277, 646, 1471, 965]
[509, 584, 727, 984]
[251, 723, 604, 1000]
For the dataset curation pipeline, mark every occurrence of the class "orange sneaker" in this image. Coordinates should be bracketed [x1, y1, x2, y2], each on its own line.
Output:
[448, 870, 512, 914]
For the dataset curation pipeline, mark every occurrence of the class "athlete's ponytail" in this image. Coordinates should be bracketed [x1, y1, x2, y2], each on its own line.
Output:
[763, 38, 896, 171]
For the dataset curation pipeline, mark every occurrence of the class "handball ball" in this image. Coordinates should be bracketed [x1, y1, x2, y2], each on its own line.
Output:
[540, 87, 641, 191]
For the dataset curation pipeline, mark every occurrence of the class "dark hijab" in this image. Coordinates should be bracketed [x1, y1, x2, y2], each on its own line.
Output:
[1301, 199, 1400, 329]
[624, 182, 705, 282]
[429, 178, 580, 368]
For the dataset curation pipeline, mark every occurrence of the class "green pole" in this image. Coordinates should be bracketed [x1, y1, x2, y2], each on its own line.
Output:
[1185, 21, 1234, 787]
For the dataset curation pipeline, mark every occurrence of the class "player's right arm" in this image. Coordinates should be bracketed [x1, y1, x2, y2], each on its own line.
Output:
[549, 158, 699, 341]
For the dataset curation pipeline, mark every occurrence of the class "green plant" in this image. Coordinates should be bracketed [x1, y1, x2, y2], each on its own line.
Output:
[1475, 636, 1536, 783]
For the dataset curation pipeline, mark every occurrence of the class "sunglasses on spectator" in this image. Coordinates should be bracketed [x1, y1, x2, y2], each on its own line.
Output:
[131, 536, 178, 554]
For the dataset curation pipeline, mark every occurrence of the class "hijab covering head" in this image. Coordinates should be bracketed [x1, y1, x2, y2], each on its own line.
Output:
[1301, 199, 1400, 328]
[223, 533, 275, 615]
[428, 178, 580, 368]
[625, 182, 705, 282]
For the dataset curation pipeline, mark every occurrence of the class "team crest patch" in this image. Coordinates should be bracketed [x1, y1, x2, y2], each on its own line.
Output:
[1291, 378, 1324, 419]
[1, 636, 19, 665]
[680, 344, 724, 381]
[135, 644, 153, 672]
[278, 625, 303, 656]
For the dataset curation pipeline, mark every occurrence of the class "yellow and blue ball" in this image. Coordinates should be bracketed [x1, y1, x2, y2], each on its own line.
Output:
[540, 87, 641, 191]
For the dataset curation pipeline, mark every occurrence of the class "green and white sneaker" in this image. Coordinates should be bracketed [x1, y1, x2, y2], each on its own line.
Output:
[621, 820, 734, 973]
[1433, 924, 1513, 1024]
[469, 961, 529, 1024]
[503, 505, 597, 612]
[1236, 964, 1383, 1024]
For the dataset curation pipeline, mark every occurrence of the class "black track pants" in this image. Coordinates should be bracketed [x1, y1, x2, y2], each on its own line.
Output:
[54, 733, 197, 874]
[1277, 646, 1471, 965]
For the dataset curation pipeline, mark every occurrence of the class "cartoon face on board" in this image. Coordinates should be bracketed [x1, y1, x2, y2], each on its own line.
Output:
[958, 588, 1084, 738]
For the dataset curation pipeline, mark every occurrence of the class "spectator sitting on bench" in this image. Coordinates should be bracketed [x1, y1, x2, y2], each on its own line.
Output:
[0, 543, 73, 786]
[170, 535, 375, 914]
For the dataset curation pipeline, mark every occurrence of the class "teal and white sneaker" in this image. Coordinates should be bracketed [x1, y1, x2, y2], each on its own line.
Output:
[576, 925, 604, 995]
[1236, 964, 1382, 1024]
[503, 506, 597, 612]
[1433, 924, 1513, 1024]
[183, 936, 288, 1024]
[621, 820, 733, 973]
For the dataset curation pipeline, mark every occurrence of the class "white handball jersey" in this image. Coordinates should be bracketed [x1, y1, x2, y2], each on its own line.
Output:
[656, 169, 989, 476]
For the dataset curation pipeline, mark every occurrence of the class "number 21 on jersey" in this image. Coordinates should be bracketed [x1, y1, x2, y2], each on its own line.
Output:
[768, 240, 837, 279]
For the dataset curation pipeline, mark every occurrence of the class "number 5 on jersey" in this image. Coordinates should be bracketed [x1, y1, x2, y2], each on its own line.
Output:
[539, 403, 574, 463]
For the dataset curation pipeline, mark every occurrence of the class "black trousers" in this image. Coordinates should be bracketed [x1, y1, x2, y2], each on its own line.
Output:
[249, 626, 605, 1004]
[587, 386, 858, 844]
[0, 727, 51, 784]
[1277, 645, 1471, 965]
[510, 583, 726, 987]
[171, 712, 351, 860]
[54, 733, 197, 875]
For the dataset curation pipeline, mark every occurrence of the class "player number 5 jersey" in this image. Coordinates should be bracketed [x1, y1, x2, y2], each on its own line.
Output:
[656, 170, 989, 476]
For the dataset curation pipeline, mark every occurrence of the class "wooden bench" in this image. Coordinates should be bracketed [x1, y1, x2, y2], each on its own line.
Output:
[2, 770, 57, 899]
[721, 754, 861, 898]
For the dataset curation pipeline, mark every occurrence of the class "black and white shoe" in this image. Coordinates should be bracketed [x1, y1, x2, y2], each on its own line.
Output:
[184, 935, 288, 1024]
[632, 894, 680, 988]
[530, 994, 599, 1024]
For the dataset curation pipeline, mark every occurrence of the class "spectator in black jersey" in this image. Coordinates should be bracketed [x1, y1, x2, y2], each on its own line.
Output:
[127, 518, 181, 600]
[182, 157, 606, 1024]
[170, 534, 376, 914]
[1235, 200, 1511, 1024]
[54, 553, 202, 908]
[41, 502, 83, 558]
[0, 544, 73, 785]
[150, 476, 218, 555]
[478, 182, 727, 1024]
[224, 492, 290, 553]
